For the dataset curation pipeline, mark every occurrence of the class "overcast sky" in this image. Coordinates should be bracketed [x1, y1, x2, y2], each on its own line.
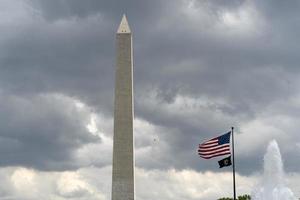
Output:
[0, 0, 300, 199]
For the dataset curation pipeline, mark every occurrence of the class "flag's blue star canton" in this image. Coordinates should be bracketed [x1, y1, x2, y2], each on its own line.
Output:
[218, 132, 231, 145]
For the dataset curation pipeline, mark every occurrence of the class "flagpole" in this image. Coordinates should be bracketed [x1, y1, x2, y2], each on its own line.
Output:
[231, 127, 236, 200]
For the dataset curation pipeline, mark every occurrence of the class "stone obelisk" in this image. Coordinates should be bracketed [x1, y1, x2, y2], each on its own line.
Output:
[112, 15, 134, 200]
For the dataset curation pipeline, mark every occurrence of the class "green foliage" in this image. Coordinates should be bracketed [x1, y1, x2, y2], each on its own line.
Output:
[237, 194, 251, 200]
[218, 194, 251, 200]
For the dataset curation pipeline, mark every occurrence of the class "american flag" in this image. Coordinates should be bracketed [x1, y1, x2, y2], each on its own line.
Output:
[198, 131, 231, 159]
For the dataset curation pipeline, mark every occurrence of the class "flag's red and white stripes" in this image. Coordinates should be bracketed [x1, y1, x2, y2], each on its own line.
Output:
[198, 138, 231, 159]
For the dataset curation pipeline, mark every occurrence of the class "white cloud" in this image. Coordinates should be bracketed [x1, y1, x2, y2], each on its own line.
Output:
[56, 171, 104, 199]
[237, 96, 300, 156]
[134, 118, 171, 168]
[0, 166, 257, 200]
[75, 134, 112, 167]
[219, 1, 264, 36]
[11, 168, 38, 197]
[0, 158, 299, 200]
[0, 167, 107, 200]
[163, 0, 265, 39]
[136, 168, 255, 200]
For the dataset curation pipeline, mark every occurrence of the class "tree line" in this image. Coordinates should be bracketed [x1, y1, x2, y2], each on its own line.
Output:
[218, 194, 251, 200]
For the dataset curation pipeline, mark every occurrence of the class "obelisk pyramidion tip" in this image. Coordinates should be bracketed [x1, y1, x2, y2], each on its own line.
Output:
[117, 14, 131, 34]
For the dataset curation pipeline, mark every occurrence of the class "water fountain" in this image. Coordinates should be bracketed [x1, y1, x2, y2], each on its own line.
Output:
[252, 140, 297, 200]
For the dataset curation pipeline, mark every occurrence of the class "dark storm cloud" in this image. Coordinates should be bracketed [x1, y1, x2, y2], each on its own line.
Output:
[0, 92, 99, 170]
[133, 0, 300, 174]
[27, 0, 166, 23]
[0, 0, 300, 175]
[0, 8, 115, 115]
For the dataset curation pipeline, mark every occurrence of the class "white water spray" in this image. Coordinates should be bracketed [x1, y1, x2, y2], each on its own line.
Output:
[252, 140, 296, 200]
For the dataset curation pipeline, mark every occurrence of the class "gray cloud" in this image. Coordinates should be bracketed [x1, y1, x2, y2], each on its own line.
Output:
[0, 92, 99, 170]
[0, 0, 299, 179]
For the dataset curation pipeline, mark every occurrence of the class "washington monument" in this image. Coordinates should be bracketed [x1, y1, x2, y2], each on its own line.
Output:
[112, 15, 135, 200]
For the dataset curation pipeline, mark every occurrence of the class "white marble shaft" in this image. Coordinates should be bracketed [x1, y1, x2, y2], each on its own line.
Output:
[112, 15, 135, 200]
